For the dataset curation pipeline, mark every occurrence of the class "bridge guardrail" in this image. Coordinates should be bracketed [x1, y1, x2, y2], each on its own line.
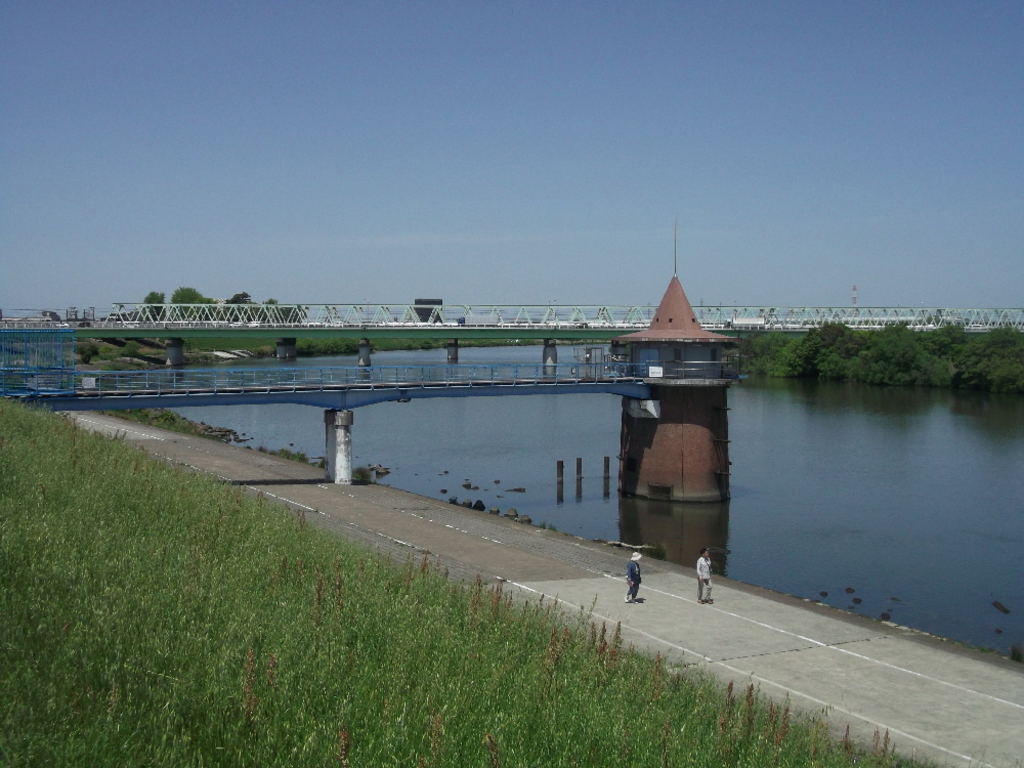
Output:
[69, 363, 649, 398]
[58, 361, 740, 399]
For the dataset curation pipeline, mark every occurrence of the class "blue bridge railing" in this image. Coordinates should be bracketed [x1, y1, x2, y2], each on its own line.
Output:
[7, 361, 739, 410]
[69, 361, 739, 397]
[1, 328, 77, 397]
[71, 363, 644, 397]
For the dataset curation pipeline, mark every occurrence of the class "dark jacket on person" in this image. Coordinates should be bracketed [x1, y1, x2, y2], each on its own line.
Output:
[627, 560, 641, 585]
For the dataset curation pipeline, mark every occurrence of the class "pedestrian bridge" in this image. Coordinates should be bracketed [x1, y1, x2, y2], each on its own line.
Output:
[11, 362, 698, 411]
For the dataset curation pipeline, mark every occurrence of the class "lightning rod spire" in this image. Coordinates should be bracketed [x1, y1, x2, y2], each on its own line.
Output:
[673, 218, 678, 277]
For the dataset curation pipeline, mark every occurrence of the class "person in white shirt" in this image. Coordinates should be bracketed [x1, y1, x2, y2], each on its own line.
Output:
[697, 548, 713, 604]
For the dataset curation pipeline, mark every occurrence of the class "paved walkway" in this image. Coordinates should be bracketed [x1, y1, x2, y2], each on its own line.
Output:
[71, 412, 1024, 768]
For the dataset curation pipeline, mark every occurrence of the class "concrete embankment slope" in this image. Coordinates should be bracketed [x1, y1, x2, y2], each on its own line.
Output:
[71, 412, 1024, 768]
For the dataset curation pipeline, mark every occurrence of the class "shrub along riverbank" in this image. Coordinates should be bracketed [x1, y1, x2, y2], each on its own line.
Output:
[738, 325, 1024, 393]
[1, 400, 918, 766]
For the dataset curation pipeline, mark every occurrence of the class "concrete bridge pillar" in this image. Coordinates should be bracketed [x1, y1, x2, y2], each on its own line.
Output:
[324, 409, 354, 485]
[165, 338, 185, 366]
[358, 338, 371, 367]
[543, 339, 557, 375]
[447, 338, 459, 364]
[618, 383, 731, 502]
[276, 338, 297, 359]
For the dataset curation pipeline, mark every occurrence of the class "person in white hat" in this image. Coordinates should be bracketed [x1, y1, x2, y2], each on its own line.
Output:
[625, 551, 642, 603]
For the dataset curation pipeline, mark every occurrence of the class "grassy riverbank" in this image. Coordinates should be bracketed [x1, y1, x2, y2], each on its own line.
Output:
[1, 400, 917, 766]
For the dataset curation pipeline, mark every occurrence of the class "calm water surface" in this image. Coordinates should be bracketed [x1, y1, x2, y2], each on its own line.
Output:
[174, 346, 1024, 653]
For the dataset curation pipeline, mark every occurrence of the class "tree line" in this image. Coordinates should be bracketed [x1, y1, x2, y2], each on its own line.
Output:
[144, 288, 270, 305]
[737, 324, 1024, 394]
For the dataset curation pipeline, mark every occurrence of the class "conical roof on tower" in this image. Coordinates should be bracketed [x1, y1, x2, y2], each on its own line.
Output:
[615, 275, 731, 343]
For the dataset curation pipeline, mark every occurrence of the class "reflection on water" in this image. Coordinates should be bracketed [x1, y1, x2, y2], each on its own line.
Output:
[618, 496, 731, 576]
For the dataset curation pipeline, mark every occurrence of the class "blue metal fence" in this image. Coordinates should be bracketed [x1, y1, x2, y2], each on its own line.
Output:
[0, 329, 77, 396]
[72, 362, 650, 397]
[67, 360, 737, 397]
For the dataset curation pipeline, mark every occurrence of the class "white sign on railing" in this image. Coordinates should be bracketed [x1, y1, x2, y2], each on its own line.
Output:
[648, 365, 663, 378]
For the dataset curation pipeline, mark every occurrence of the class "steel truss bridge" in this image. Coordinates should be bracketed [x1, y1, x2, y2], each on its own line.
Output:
[3, 303, 1022, 338]
[11, 363, 682, 410]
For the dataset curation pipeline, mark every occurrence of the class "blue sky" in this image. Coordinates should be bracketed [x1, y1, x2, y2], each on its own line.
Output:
[2, 1, 1021, 312]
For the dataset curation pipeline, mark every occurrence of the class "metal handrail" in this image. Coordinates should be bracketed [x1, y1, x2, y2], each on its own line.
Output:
[65, 361, 739, 398]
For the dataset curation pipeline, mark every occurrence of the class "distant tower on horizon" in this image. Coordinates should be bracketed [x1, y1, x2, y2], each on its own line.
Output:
[852, 285, 858, 306]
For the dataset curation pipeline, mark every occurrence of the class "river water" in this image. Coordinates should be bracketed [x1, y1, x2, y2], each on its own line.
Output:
[173, 345, 1024, 654]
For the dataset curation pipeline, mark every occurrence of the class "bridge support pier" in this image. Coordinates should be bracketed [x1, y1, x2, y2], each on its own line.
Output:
[276, 338, 297, 359]
[543, 339, 557, 375]
[618, 384, 731, 502]
[358, 338, 371, 367]
[165, 338, 185, 366]
[447, 338, 459, 364]
[324, 409, 354, 485]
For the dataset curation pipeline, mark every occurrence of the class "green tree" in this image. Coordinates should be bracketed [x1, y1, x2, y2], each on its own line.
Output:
[815, 324, 866, 380]
[227, 292, 253, 304]
[953, 328, 1024, 393]
[770, 330, 824, 378]
[734, 324, 1021, 393]
[736, 333, 795, 375]
[847, 325, 949, 387]
[919, 325, 967, 360]
[79, 342, 100, 364]
[141, 291, 166, 321]
[170, 287, 213, 304]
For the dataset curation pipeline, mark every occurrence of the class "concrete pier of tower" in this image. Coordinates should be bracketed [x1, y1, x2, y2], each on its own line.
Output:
[276, 338, 297, 359]
[324, 409, 354, 484]
[543, 339, 557, 375]
[165, 338, 185, 366]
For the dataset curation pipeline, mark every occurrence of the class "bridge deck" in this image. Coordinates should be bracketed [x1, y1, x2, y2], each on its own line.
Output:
[14, 363, 684, 410]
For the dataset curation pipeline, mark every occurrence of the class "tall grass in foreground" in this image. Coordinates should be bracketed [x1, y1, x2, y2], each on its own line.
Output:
[0, 402, 917, 767]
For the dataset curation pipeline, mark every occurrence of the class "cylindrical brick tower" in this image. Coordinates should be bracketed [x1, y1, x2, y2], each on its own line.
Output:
[615, 275, 736, 502]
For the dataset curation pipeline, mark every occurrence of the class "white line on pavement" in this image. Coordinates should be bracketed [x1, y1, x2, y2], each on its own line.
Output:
[630, 576, 1024, 712]
[518, 579, 1003, 768]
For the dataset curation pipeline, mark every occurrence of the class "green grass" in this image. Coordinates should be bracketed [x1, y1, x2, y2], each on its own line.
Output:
[0, 400, 919, 767]
[183, 337, 278, 353]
